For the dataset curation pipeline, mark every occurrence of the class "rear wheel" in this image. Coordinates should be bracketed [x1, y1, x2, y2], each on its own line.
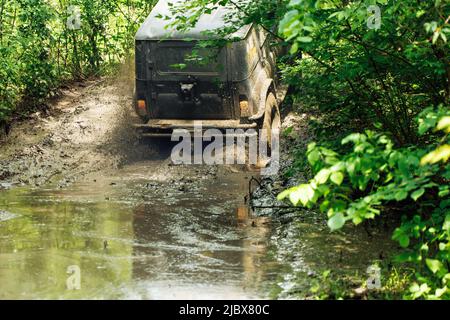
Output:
[258, 93, 280, 167]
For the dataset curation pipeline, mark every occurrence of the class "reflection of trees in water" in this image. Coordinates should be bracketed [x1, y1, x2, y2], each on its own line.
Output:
[0, 180, 273, 299]
[0, 191, 134, 299]
[131, 203, 271, 293]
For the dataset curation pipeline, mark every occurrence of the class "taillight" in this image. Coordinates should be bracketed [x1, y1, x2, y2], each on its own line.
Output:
[239, 95, 250, 117]
[137, 100, 146, 111]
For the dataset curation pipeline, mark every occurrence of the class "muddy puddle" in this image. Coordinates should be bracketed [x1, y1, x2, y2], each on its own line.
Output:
[0, 160, 277, 299]
[0, 80, 396, 300]
[0, 159, 396, 300]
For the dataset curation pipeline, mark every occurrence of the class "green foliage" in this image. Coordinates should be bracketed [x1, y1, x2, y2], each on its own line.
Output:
[17, 0, 56, 102]
[0, 46, 21, 121]
[0, 0, 156, 123]
[279, 0, 449, 146]
[307, 266, 413, 300]
[308, 270, 356, 300]
[279, 108, 450, 299]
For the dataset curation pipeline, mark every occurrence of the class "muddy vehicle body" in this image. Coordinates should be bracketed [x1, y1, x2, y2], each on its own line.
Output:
[134, 0, 283, 138]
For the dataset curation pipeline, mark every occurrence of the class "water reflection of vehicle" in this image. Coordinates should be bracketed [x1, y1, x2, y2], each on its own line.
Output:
[130, 202, 271, 299]
[236, 206, 271, 289]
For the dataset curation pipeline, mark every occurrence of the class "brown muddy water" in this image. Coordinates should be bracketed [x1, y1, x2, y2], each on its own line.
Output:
[0, 161, 270, 299]
[0, 157, 396, 300]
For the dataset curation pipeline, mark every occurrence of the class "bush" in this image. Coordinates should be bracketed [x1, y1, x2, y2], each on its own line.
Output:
[0, 47, 21, 123]
[279, 107, 450, 299]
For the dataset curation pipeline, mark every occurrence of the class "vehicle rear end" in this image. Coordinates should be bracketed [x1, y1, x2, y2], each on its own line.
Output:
[134, 40, 235, 124]
[133, 0, 257, 136]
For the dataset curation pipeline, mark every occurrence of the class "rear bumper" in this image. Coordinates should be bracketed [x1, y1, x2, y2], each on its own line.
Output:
[133, 119, 257, 137]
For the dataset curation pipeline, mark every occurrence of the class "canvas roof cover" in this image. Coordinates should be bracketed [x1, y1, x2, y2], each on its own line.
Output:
[135, 0, 251, 41]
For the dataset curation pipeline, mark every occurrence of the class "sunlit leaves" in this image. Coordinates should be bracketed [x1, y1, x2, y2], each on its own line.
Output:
[424, 20, 449, 44]
[421, 145, 450, 165]
[278, 183, 316, 207]
[328, 212, 345, 231]
[330, 172, 344, 186]
[426, 259, 446, 275]
[418, 106, 450, 135]
[315, 168, 331, 184]
[437, 117, 450, 134]
[409, 282, 431, 299]
[443, 215, 450, 233]
[420, 111, 450, 165]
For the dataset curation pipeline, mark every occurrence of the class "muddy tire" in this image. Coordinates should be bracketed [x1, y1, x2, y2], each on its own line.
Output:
[263, 93, 281, 149]
[258, 93, 281, 167]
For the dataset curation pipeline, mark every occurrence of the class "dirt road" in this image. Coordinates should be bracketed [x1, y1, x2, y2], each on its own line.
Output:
[0, 78, 138, 187]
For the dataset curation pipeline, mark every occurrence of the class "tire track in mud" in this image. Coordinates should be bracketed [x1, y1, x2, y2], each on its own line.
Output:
[0, 78, 151, 188]
[0, 70, 259, 189]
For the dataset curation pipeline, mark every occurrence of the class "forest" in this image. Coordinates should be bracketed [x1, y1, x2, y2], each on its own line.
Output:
[0, 0, 156, 127]
[0, 0, 449, 300]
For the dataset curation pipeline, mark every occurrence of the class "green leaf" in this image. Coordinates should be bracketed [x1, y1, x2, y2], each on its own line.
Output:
[411, 188, 425, 201]
[421, 145, 450, 165]
[328, 212, 345, 231]
[297, 36, 312, 43]
[342, 133, 365, 145]
[443, 214, 450, 232]
[330, 172, 344, 186]
[437, 116, 450, 133]
[395, 190, 408, 201]
[170, 63, 187, 70]
[277, 189, 291, 201]
[288, 188, 302, 205]
[290, 42, 299, 54]
[435, 287, 447, 298]
[426, 259, 444, 274]
[307, 149, 320, 165]
[398, 235, 410, 248]
[288, 184, 315, 206]
[432, 31, 439, 44]
[315, 169, 331, 184]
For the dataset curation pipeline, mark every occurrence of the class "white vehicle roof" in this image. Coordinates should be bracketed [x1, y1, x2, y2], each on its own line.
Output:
[135, 0, 251, 41]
